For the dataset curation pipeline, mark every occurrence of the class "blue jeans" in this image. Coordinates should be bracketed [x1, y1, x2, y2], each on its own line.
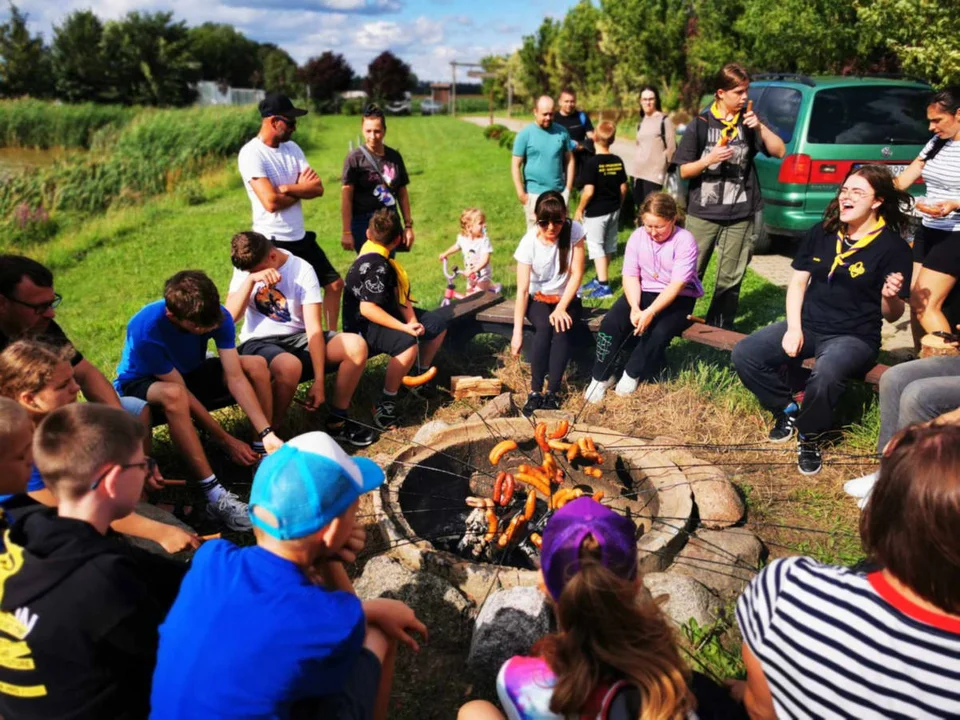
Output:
[732, 321, 877, 437]
[877, 356, 960, 452]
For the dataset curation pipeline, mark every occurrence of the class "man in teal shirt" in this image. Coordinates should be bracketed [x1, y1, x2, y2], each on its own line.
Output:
[511, 95, 575, 226]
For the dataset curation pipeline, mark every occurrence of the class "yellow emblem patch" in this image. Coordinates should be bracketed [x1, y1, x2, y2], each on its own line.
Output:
[849, 261, 865, 278]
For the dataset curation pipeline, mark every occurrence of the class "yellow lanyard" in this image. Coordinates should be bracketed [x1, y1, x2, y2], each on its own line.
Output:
[358, 241, 415, 305]
[710, 101, 740, 143]
[830, 218, 886, 280]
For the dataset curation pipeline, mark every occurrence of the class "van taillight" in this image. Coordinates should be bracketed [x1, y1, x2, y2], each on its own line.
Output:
[778, 154, 811, 184]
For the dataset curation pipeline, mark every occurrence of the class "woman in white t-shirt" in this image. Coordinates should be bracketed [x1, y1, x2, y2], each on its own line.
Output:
[512, 191, 586, 416]
[896, 86, 960, 342]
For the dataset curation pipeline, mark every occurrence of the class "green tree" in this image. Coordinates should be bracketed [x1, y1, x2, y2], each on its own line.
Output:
[100, 11, 200, 106]
[363, 51, 413, 102]
[51, 10, 107, 103]
[0, 3, 52, 98]
[517, 18, 559, 99]
[187, 23, 260, 89]
[299, 51, 353, 112]
[480, 54, 510, 106]
[258, 44, 301, 94]
[553, 0, 616, 110]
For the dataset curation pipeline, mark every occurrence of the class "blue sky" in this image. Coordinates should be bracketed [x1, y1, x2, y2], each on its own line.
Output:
[15, 0, 577, 81]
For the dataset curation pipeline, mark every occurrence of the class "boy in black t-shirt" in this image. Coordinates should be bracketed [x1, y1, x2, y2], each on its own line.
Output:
[574, 121, 628, 300]
[343, 210, 449, 429]
[0, 403, 185, 720]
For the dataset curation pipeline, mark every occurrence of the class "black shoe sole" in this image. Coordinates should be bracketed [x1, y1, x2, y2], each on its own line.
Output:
[798, 462, 822, 476]
[768, 428, 797, 444]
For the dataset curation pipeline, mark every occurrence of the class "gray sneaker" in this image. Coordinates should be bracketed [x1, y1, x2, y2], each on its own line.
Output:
[205, 490, 252, 532]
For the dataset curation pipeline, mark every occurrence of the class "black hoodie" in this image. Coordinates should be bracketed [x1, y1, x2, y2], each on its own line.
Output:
[0, 508, 186, 720]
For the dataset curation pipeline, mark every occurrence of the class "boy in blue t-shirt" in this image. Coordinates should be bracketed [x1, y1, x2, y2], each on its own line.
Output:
[114, 270, 282, 532]
[150, 431, 426, 720]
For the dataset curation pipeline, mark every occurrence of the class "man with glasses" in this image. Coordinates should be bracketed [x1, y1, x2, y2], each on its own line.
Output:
[512, 95, 576, 226]
[238, 93, 344, 331]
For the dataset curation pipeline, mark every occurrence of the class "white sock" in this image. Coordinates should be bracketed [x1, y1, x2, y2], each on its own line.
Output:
[198, 474, 226, 503]
[615, 373, 639, 396]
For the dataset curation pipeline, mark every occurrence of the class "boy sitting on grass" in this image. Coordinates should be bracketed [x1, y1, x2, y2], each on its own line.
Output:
[343, 209, 450, 429]
[0, 403, 186, 720]
[150, 431, 426, 719]
[226, 231, 376, 447]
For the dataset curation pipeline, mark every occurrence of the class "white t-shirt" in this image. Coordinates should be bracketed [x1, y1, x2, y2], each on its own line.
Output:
[456, 231, 494, 279]
[228, 251, 323, 343]
[237, 137, 309, 242]
[513, 221, 585, 295]
[919, 135, 960, 232]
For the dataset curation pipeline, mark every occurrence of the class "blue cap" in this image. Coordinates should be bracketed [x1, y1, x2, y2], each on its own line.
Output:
[249, 432, 385, 540]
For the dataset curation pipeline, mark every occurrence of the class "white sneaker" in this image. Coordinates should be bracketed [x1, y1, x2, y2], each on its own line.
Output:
[844, 471, 878, 499]
[205, 490, 253, 532]
[584, 377, 615, 404]
[615, 373, 639, 396]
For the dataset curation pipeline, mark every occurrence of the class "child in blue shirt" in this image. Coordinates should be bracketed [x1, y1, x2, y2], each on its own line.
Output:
[151, 431, 426, 720]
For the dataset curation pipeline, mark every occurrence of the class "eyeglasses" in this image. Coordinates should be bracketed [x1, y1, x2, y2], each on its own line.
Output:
[91, 457, 157, 490]
[274, 115, 296, 128]
[3, 293, 62, 315]
[537, 219, 565, 229]
[838, 188, 873, 201]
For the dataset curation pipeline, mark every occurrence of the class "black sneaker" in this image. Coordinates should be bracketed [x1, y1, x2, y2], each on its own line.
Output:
[327, 418, 378, 448]
[372, 398, 397, 430]
[540, 392, 561, 411]
[768, 411, 798, 443]
[797, 439, 822, 476]
[522, 392, 543, 417]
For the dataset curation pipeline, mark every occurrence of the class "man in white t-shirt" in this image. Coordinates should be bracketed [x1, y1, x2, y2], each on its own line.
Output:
[237, 93, 344, 333]
[225, 231, 376, 448]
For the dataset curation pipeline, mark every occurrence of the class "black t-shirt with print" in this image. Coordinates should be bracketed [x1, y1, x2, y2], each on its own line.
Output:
[343, 253, 402, 335]
[674, 112, 765, 222]
[341, 146, 410, 218]
[792, 224, 912, 346]
[0, 321, 83, 367]
[580, 153, 627, 217]
[553, 111, 594, 145]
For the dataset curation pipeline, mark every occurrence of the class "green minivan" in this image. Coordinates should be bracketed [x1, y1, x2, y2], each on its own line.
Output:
[747, 74, 932, 251]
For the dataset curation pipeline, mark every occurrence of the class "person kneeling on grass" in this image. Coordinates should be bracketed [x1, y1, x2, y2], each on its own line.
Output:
[0, 403, 187, 720]
[585, 192, 703, 404]
[114, 271, 283, 532]
[150, 432, 427, 720]
[226, 231, 376, 448]
[512, 190, 586, 417]
[343, 209, 450, 430]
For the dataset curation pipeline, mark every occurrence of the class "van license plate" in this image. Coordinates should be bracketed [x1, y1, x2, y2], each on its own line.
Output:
[853, 163, 907, 176]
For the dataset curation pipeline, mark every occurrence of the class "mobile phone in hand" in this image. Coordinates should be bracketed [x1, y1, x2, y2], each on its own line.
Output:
[933, 330, 960, 343]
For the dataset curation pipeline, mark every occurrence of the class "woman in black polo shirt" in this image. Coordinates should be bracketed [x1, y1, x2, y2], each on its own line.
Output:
[733, 165, 912, 475]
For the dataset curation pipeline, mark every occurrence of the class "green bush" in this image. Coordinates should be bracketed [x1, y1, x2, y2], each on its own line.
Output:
[0, 99, 135, 149]
[341, 99, 364, 116]
[498, 130, 517, 149]
[3, 203, 59, 247]
[482, 123, 507, 140]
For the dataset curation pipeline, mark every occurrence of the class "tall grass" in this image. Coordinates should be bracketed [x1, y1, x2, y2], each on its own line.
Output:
[0, 99, 135, 149]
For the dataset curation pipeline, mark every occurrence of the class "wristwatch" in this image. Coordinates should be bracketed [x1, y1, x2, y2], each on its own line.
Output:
[258, 425, 275, 440]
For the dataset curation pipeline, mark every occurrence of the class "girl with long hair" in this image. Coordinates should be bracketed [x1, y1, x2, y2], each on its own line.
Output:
[512, 191, 586, 416]
[733, 165, 913, 475]
[633, 86, 676, 207]
[585, 193, 703, 403]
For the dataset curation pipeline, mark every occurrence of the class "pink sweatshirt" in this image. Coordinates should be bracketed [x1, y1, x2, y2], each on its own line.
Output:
[623, 226, 704, 298]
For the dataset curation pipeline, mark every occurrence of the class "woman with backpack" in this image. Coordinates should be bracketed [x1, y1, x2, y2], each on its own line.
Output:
[340, 104, 415, 253]
[674, 63, 786, 330]
[895, 86, 960, 345]
[633, 86, 677, 207]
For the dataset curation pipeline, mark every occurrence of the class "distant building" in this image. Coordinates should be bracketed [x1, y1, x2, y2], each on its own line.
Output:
[195, 81, 266, 107]
[430, 83, 451, 105]
[341, 90, 369, 100]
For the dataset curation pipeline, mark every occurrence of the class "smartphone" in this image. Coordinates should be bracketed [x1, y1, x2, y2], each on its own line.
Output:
[933, 330, 960, 343]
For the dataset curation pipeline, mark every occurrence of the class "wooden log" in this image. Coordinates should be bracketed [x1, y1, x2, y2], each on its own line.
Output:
[451, 375, 503, 400]
[920, 334, 960, 359]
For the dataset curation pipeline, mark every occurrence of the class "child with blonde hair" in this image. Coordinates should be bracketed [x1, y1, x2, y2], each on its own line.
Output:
[439, 208, 496, 293]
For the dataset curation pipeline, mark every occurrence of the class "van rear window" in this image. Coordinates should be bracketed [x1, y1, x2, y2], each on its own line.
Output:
[807, 86, 930, 145]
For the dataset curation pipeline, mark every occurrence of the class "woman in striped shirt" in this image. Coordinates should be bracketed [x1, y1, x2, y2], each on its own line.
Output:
[896, 86, 960, 343]
[735, 423, 960, 719]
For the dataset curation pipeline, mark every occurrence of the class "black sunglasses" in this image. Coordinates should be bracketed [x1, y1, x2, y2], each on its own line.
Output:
[537, 218, 565, 229]
[91, 457, 158, 490]
[274, 115, 296, 127]
[3, 292, 62, 315]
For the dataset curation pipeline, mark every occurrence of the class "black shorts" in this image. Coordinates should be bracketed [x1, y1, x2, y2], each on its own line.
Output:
[275, 232, 341, 287]
[363, 307, 450, 358]
[291, 647, 382, 720]
[914, 225, 960, 277]
[119, 358, 231, 409]
[238, 331, 339, 382]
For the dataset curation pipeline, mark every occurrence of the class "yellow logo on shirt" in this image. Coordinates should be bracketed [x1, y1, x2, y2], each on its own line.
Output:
[812, 257, 821, 262]
[849, 261, 865, 278]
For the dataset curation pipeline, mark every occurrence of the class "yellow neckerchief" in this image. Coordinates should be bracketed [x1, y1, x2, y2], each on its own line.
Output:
[709, 101, 741, 143]
[829, 217, 886, 280]
[358, 241, 415, 305]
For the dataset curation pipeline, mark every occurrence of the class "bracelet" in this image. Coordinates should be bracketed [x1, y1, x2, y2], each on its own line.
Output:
[405, 223, 413, 229]
[258, 426, 274, 440]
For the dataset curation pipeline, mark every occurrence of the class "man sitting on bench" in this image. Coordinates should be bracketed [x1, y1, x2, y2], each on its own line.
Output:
[225, 231, 376, 447]
[114, 271, 282, 531]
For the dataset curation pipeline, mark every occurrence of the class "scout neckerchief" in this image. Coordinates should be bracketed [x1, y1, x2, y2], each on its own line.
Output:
[710, 101, 741, 144]
[359, 240, 415, 305]
[830, 217, 886, 281]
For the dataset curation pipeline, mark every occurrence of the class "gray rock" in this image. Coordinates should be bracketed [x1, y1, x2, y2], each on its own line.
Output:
[652, 437, 744, 528]
[643, 572, 722, 627]
[121, 501, 197, 559]
[412, 420, 451, 446]
[354, 556, 472, 646]
[477, 392, 515, 419]
[467, 587, 552, 681]
[671, 528, 764, 598]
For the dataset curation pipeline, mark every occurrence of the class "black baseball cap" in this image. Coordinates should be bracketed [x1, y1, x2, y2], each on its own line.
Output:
[258, 93, 308, 119]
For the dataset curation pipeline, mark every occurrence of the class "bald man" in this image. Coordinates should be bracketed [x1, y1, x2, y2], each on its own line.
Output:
[511, 95, 575, 226]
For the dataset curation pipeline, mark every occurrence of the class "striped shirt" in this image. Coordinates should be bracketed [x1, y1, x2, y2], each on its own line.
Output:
[737, 557, 960, 719]
[919, 135, 960, 232]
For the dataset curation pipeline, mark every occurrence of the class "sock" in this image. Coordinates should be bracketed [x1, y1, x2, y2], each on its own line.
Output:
[382, 389, 397, 398]
[252, 441, 265, 454]
[198, 474, 226, 503]
[326, 407, 349, 429]
[783, 401, 799, 415]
